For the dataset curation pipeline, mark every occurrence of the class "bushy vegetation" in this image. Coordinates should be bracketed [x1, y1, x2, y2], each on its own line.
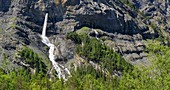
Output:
[76, 26, 90, 35]
[66, 31, 170, 89]
[67, 32, 133, 74]
[17, 47, 47, 74]
[117, 40, 170, 89]
[1, 31, 170, 89]
[0, 65, 117, 90]
[67, 32, 82, 44]
[0, 68, 59, 90]
[1, 49, 170, 90]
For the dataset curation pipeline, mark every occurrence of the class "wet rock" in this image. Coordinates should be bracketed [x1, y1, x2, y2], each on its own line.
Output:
[50, 35, 75, 64]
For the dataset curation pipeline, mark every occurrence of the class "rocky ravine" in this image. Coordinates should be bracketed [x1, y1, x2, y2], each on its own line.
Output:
[0, 0, 168, 71]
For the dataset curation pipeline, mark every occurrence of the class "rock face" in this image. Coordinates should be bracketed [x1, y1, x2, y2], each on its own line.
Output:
[69, 0, 141, 34]
[0, 0, 169, 69]
[130, 0, 170, 33]
[104, 33, 148, 65]
[70, 0, 151, 34]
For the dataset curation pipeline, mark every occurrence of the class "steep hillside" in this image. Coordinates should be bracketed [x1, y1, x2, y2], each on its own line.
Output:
[0, 0, 170, 89]
[0, 0, 155, 68]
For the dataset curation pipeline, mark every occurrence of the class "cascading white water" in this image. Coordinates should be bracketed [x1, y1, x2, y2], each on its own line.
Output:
[94, 29, 99, 40]
[41, 13, 71, 80]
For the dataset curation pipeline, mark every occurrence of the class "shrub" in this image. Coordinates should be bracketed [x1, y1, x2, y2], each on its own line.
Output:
[67, 31, 133, 73]
[18, 47, 47, 73]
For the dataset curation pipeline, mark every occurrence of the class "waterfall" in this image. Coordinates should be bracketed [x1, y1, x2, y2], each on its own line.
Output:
[41, 13, 71, 80]
[42, 13, 48, 36]
[92, 28, 99, 40]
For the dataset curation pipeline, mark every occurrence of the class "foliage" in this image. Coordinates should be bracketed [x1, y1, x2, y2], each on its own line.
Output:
[1, 30, 170, 89]
[120, 40, 170, 89]
[1, 40, 170, 90]
[146, 40, 170, 88]
[18, 47, 47, 74]
[67, 31, 82, 44]
[65, 65, 119, 90]
[9, 17, 18, 29]
[67, 31, 133, 74]
[66, 31, 170, 89]
[1, 53, 11, 74]
[76, 26, 90, 35]
[0, 68, 56, 90]
[0, 65, 118, 90]
[118, 0, 137, 11]
[150, 23, 158, 30]
[9, 24, 17, 29]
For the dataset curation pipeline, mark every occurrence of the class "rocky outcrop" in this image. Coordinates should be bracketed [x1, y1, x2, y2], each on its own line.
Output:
[89, 29, 148, 65]
[65, 0, 148, 35]
[0, 0, 168, 70]
[50, 35, 75, 63]
[130, 0, 170, 33]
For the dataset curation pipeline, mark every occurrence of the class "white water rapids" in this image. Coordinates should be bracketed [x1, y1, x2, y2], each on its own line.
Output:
[41, 13, 71, 80]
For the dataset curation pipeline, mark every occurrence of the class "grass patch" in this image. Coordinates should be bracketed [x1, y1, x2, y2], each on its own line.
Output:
[9, 24, 17, 29]
[76, 26, 90, 35]
[9, 17, 19, 29]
